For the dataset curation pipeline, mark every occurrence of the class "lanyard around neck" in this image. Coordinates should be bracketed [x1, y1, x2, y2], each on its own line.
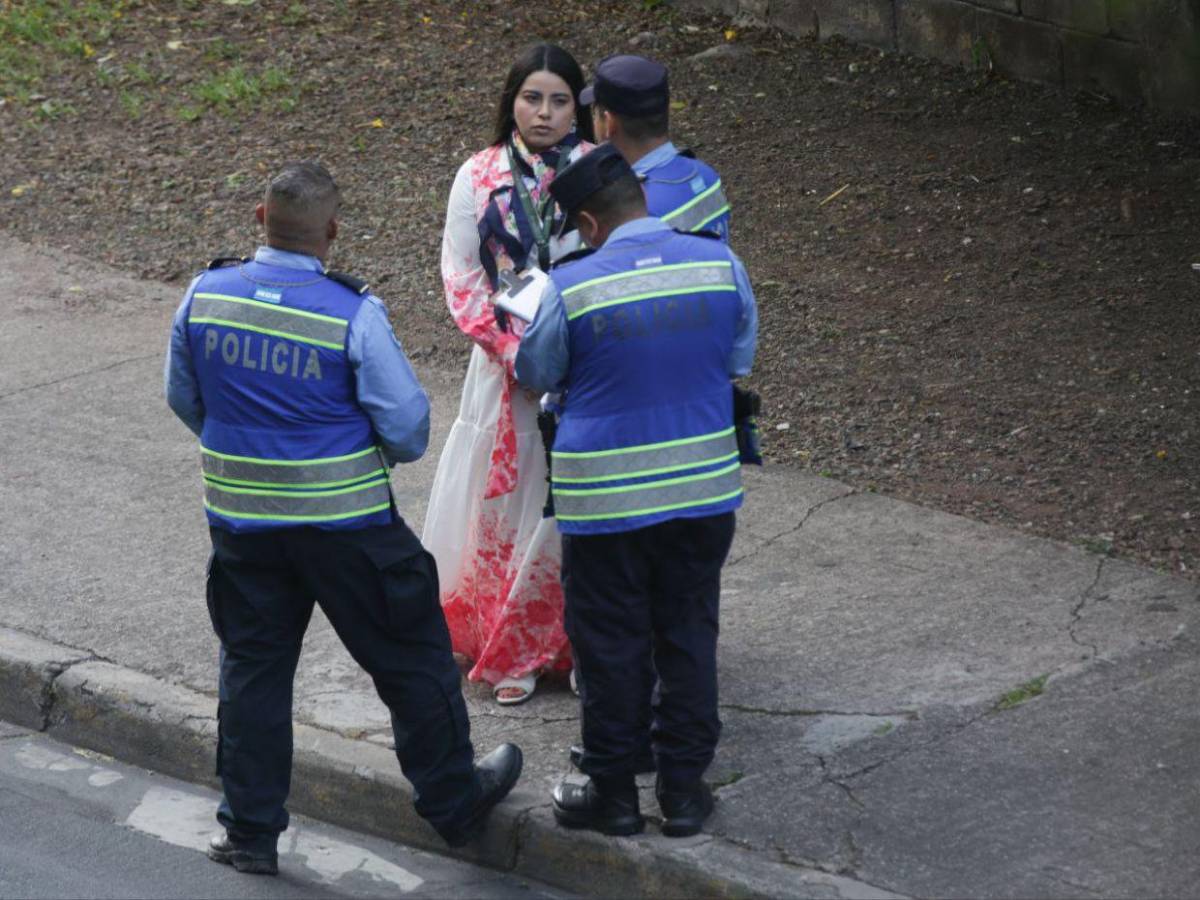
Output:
[506, 140, 558, 270]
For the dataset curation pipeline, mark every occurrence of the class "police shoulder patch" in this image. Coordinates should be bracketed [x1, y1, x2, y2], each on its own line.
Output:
[207, 256, 249, 269]
[551, 247, 595, 269]
[326, 270, 369, 295]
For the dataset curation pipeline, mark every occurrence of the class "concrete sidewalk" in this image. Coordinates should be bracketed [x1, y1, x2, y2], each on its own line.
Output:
[2, 235, 1198, 898]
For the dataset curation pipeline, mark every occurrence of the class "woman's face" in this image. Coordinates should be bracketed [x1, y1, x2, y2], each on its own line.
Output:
[512, 70, 575, 151]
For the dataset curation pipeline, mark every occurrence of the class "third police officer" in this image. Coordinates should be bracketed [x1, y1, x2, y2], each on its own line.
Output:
[583, 54, 732, 242]
[515, 146, 757, 838]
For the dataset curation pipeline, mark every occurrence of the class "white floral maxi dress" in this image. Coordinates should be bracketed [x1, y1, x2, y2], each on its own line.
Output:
[422, 140, 588, 686]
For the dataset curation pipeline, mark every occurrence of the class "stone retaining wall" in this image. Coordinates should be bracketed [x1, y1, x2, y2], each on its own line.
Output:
[672, 0, 1200, 112]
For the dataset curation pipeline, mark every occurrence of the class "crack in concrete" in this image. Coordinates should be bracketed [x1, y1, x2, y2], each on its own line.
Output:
[37, 655, 101, 732]
[817, 753, 866, 811]
[469, 710, 579, 725]
[0, 354, 160, 403]
[510, 803, 551, 873]
[720, 702, 918, 720]
[831, 705, 994, 785]
[840, 830, 865, 878]
[1067, 556, 1106, 659]
[727, 488, 856, 567]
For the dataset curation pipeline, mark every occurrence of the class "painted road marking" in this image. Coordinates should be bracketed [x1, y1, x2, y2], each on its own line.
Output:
[126, 786, 425, 893]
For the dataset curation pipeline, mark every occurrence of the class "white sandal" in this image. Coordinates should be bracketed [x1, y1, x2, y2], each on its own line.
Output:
[493, 673, 538, 706]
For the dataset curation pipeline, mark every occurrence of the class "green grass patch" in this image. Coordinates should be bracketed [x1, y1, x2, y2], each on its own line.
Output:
[191, 64, 293, 115]
[996, 675, 1048, 711]
[0, 0, 129, 99]
[118, 88, 144, 119]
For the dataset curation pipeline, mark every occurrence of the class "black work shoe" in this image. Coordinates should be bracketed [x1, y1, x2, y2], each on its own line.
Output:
[568, 744, 655, 774]
[656, 779, 714, 838]
[206, 832, 279, 875]
[552, 777, 644, 836]
[443, 743, 524, 847]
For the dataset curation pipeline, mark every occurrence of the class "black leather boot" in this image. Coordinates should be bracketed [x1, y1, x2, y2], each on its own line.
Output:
[442, 742, 524, 847]
[206, 832, 279, 875]
[552, 776, 643, 836]
[656, 777, 714, 838]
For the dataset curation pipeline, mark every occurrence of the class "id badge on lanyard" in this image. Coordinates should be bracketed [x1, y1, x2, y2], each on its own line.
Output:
[506, 142, 557, 272]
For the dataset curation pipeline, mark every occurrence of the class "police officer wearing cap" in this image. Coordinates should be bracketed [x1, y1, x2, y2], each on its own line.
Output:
[165, 161, 522, 874]
[583, 54, 732, 242]
[514, 146, 757, 838]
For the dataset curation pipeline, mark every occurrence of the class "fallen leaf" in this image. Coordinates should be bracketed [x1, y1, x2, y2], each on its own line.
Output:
[166, 40, 183, 50]
[670, 100, 687, 111]
[724, 28, 738, 41]
[370, 118, 384, 128]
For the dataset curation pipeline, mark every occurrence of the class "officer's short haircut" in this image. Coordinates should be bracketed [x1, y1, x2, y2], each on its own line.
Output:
[599, 104, 669, 143]
[265, 161, 339, 216]
[575, 172, 647, 229]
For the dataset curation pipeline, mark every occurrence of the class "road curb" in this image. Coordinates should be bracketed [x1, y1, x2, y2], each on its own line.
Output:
[0, 625, 899, 899]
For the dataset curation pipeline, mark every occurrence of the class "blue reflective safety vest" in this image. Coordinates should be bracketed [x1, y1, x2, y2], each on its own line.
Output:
[184, 260, 393, 533]
[642, 152, 731, 242]
[548, 228, 744, 535]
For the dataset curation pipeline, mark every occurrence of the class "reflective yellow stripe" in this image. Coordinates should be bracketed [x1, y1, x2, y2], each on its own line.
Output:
[661, 180, 731, 232]
[203, 477, 391, 521]
[190, 293, 347, 349]
[201, 445, 384, 487]
[552, 462, 742, 521]
[551, 428, 738, 482]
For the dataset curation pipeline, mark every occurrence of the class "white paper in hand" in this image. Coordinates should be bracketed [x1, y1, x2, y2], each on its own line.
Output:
[493, 268, 549, 323]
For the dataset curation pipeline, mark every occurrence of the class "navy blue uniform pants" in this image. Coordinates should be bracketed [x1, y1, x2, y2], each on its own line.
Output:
[562, 512, 735, 787]
[205, 520, 479, 850]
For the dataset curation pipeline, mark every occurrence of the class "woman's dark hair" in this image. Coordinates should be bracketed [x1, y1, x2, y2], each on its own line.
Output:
[492, 43, 595, 146]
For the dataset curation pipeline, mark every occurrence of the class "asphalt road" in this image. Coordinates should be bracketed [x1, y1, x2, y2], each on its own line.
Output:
[0, 722, 565, 900]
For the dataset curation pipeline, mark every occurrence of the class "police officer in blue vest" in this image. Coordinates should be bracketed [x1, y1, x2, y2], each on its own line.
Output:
[165, 162, 522, 875]
[583, 54, 731, 242]
[515, 146, 757, 838]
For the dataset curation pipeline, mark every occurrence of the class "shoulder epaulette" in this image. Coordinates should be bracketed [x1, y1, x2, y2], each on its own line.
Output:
[672, 227, 723, 241]
[551, 247, 596, 269]
[207, 256, 248, 269]
[326, 270, 370, 295]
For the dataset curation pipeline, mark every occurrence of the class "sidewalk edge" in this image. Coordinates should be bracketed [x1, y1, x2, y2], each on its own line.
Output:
[0, 625, 901, 899]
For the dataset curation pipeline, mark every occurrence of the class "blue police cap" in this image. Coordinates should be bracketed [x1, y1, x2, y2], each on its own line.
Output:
[550, 144, 636, 217]
[580, 54, 669, 118]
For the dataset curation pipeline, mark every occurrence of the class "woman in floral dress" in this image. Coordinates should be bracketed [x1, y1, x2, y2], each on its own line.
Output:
[423, 44, 594, 704]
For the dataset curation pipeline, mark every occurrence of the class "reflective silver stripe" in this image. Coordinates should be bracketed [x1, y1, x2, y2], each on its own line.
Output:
[561, 261, 736, 321]
[661, 181, 730, 232]
[553, 462, 742, 522]
[190, 293, 348, 350]
[552, 428, 738, 483]
[204, 478, 392, 522]
[202, 446, 385, 488]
